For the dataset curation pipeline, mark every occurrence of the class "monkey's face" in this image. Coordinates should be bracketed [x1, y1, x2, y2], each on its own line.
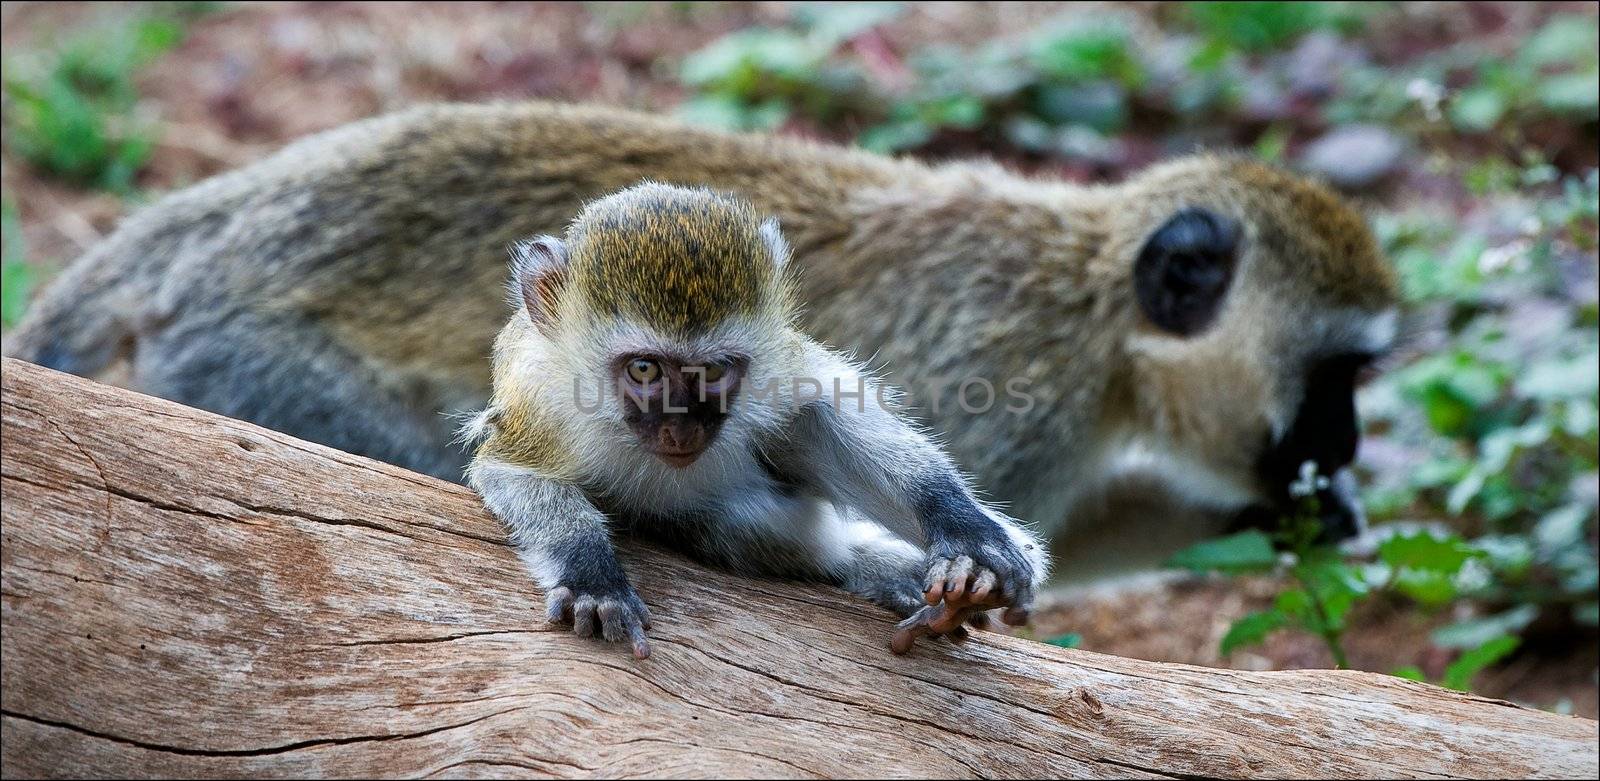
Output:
[614, 353, 747, 468]
[1122, 161, 1399, 544]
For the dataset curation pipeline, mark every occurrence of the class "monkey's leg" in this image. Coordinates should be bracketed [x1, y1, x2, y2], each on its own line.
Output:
[134, 314, 470, 481]
[820, 513, 928, 618]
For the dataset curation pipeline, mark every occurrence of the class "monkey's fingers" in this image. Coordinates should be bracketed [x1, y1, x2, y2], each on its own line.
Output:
[890, 606, 952, 655]
[968, 569, 998, 604]
[925, 603, 973, 634]
[890, 621, 932, 655]
[571, 595, 600, 637]
[941, 569, 1003, 612]
[923, 559, 954, 605]
[595, 597, 653, 659]
[545, 586, 576, 625]
[999, 584, 1035, 627]
[597, 600, 628, 642]
[629, 625, 652, 660]
[891, 604, 981, 654]
[941, 555, 977, 602]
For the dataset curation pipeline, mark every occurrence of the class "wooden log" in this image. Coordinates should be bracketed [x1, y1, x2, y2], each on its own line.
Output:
[2, 356, 1595, 779]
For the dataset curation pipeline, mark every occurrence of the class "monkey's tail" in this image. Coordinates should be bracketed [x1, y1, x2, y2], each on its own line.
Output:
[6, 233, 147, 378]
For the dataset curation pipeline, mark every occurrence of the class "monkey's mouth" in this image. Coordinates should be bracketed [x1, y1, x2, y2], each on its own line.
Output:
[651, 449, 705, 469]
[1231, 468, 1367, 545]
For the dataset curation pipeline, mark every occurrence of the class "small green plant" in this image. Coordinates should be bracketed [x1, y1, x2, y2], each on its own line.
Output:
[1449, 15, 1599, 133]
[1, 6, 196, 191]
[1330, 14, 1599, 136]
[1, 199, 31, 329]
[677, 2, 903, 132]
[1167, 160, 1598, 698]
[1181, 1, 1349, 63]
[1166, 485, 1521, 691]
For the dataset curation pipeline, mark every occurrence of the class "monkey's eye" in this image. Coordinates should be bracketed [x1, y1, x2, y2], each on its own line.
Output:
[626, 359, 661, 385]
[700, 363, 726, 383]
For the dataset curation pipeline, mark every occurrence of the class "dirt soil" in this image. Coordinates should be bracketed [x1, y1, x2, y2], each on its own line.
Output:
[2, 1, 1595, 719]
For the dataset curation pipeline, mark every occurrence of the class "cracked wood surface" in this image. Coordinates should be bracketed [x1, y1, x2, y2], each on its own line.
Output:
[1, 357, 1596, 779]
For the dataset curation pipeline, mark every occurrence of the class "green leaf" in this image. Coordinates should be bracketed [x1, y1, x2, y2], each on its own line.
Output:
[1378, 531, 1479, 574]
[1390, 665, 1427, 682]
[1392, 569, 1460, 607]
[1254, 124, 1291, 163]
[1539, 72, 1600, 117]
[857, 119, 931, 153]
[1520, 351, 1600, 401]
[1030, 25, 1144, 87]
[1295, 552, 1368, 631]
[1044, 632, 1082, 649]
[1030, 82, 1129, 134]
[1220, 610, 1287, 656]
[1470, 534, 1534, 578]
[794, 2, 904, 47]
[1442, 635, 1520, 691]
[1274, 588, 1316, 630]
[1165, 530, 1278, 574]
[1534, 504, 1592, 553]
[1184, 2, 1329, 53]
[1, 198, 29, 327]
[1520, 15, 1600, 69]
[1431, 605, 1539, 650]
[1450, 86, 1507, 132]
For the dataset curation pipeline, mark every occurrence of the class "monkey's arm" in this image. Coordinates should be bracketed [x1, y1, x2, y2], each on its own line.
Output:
[466, 456, 653, 658]
[781, 344, 1049, 634]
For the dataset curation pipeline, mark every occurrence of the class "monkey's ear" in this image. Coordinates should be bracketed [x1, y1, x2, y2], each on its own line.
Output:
[759, 217, 791, 272]
[1133, 207, 1241, 336]
[510, 236, 570, 329]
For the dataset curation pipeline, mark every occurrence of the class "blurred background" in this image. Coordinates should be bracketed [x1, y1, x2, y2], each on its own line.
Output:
[2, 1, 1596, 716]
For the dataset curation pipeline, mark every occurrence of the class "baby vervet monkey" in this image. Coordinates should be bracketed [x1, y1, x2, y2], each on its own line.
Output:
[462, 183, 1048, 658]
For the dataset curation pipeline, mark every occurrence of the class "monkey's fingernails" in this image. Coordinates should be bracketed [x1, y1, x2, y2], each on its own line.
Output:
[630, 627, 652, 660]
[944, 555, 975, 600]
[970, 570, 997, 603]
[945, 576, 969, 602]
[923, 560, 952, 604]
[1001, 606, 1030, 626]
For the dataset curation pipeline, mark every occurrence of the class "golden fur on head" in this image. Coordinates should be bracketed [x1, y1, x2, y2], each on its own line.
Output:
[565, 182, 790, 336]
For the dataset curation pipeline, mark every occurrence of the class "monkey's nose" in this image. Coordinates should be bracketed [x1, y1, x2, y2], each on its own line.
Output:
[653, 423, 708, 467]
[660, 424, 695, 450]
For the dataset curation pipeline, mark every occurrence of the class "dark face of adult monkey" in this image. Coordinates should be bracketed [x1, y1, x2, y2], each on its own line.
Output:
[1117, 162, 1397, 548]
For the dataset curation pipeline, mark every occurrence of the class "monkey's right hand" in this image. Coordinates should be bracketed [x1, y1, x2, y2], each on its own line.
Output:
[922, 543, 1037, 627]
[544, 583, 653, 659]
